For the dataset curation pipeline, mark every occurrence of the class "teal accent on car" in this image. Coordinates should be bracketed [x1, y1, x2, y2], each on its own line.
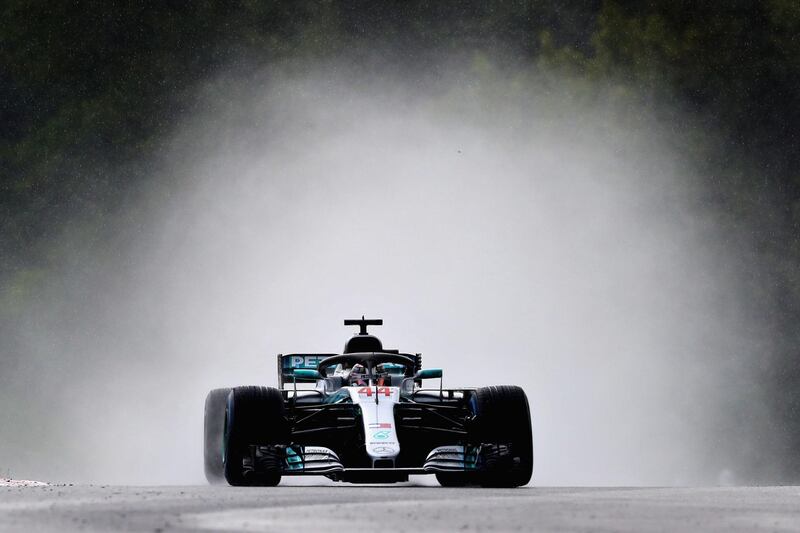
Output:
[379, 363, 406, 374]
[415, 368, 442, 380]
[323, 389, 350, 404]
[465, 445, 479, 470]
[293, 368, 323, 380]
[286, 447, 303, 471]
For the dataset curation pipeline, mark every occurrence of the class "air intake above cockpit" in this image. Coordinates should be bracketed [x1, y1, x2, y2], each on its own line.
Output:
[343, 316, 384, 353]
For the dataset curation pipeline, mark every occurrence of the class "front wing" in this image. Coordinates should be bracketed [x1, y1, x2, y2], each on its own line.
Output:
[246, 444, 511, 478]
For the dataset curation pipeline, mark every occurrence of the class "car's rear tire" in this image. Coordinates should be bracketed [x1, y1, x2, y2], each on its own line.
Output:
[204, 388, 231, 484]
[223, 386, 288, 486]
[469, 385, 533, 488]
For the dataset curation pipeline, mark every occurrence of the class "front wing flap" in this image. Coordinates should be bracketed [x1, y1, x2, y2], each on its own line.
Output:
[254, 445, 344, 474]
[422, 445, 479, 472]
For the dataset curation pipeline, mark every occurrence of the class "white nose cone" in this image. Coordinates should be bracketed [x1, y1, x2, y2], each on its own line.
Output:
[348, 386, 401, 465]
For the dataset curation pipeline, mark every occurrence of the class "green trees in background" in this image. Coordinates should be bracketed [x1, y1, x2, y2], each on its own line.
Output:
[1, 1, 333, 278]
[580, 2, 800, 469]
[2, 1, 799, 476]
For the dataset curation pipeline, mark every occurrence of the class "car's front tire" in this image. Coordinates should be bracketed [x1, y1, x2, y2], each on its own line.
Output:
[435, 472, 472, 487]
[469, 385, 533, 488]
[223, 386, 288, 486]
[204, 388, 231, 484]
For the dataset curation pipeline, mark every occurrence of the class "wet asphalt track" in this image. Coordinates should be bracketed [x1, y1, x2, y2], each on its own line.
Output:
[1, 484, 800, 532]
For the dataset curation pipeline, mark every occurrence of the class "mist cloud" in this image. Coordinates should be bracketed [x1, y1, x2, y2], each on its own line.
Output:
[0, 62, 774, 485]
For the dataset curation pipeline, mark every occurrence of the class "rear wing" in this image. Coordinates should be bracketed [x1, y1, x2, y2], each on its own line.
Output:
[277, 354, 336, 388]
[277, 352, 424, 388]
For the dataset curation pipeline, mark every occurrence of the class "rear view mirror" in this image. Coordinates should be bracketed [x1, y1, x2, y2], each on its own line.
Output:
[414, 368, 442, 380]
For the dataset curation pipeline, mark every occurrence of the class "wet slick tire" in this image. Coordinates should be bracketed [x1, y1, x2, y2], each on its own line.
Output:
[435, 472, 472, 487]
[204, 388, 231, 484]
[470, 385, 533, 488]
[223, 386, 288, 486]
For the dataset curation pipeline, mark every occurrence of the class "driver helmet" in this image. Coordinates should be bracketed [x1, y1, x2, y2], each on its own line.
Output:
[349, 363, 367, 386]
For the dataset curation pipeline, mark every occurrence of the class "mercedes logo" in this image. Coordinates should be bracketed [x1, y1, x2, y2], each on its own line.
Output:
[372, 446, 395, 455]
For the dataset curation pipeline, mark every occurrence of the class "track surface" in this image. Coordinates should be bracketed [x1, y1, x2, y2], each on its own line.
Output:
[1, 484, 799, 532]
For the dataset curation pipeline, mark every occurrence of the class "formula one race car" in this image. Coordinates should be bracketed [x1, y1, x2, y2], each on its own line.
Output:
[203, 318, 533, 487]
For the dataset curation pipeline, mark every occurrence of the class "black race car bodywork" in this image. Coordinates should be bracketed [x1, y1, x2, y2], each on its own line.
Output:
[204, 318, 533, 487]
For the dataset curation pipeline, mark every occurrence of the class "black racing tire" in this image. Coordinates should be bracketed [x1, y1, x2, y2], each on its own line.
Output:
[204, 388, 231, 484]
[223, 386, 288, 486]
[470, 385, 533, 488]
[435, 472, 473, 487]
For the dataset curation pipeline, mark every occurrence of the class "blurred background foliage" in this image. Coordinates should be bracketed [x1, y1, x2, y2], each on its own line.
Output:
[2, 1, 799, 477]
